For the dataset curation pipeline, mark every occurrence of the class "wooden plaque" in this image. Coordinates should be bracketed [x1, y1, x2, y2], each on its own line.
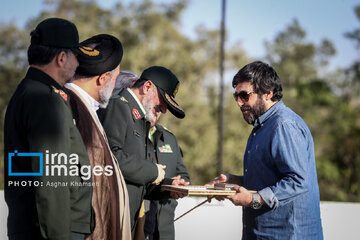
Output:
[161, 185, 236, 196]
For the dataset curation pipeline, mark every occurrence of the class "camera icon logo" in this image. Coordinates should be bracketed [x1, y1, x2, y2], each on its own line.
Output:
[8, 150, 43, 176]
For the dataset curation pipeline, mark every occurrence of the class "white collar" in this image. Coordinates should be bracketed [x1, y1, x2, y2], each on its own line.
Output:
[127, 88, 146, 115]
[65, 82, 100, 112]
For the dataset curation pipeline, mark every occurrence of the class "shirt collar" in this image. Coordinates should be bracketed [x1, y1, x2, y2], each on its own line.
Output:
[148, 126, 157, 143]
[127, 88, 147, 115]
[65, 82, 100, 112]
[254, 100, 284, 128]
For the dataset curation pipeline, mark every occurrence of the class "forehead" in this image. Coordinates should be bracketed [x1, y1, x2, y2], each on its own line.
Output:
[235, 82, 253, 92]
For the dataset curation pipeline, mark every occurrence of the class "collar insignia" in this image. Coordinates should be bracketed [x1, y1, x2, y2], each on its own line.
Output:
[52, 86, 68, 101]
[132, 108, 141, 120]
[59, 90, 68, 101]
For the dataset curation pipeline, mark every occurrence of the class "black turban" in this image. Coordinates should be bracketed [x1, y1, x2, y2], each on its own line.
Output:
[76, 34, 123, 76]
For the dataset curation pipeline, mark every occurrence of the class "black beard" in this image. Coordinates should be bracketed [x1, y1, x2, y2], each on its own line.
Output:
[241, 98, 266, 125]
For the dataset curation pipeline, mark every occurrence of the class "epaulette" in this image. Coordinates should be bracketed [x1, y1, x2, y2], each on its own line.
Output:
[51, 85, 68, 101]
[162, 125, 173, 135]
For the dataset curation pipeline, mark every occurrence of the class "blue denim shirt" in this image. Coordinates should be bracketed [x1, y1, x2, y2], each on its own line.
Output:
[242, 101, 323, 240]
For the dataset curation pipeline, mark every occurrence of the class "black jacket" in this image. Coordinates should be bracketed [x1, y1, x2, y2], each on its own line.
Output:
[4, 67, 94, 240]
[98, 88, 158, 231]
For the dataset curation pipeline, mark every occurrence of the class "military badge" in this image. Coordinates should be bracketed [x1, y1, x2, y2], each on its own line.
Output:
[158, 144, 173, 153]
[132, 108, 141, 120]
[59, 90, 68, 101]
[51, 86, 59, 94]
[51, 86, 68, 101]
[120, 96, 128, 103]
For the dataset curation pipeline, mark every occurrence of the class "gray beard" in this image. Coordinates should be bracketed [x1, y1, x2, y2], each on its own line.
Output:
[141, 89, 156, 123]
[98, 79, 114, 108]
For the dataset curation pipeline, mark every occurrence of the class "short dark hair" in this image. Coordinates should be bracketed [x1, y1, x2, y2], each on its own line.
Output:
[131, 78, 147, 89]
[27, 29, 71, 66]
[232, 61, 283, 101]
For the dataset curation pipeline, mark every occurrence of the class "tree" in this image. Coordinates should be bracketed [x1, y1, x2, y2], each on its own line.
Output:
[264, 17, 360, 202]
[0, 23, 29, 189]
[0, 0, 250, 187]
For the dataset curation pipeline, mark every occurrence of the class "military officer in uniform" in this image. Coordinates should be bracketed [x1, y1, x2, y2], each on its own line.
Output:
[98, 66, 187, 236]
[112, 70, 190, 240]
[144, 123, 190, 240]
[111, 71, 190, 239]
[4, 18, 101, 240]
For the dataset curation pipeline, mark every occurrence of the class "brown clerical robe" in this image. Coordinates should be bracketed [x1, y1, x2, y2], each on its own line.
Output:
[66, 84, 131, 240]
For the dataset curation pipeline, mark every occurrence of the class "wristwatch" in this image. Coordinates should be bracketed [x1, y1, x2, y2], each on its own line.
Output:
[250, 193, 262, 209]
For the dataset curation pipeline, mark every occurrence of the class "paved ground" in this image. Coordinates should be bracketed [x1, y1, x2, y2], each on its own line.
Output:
[1, 191, 359, 239]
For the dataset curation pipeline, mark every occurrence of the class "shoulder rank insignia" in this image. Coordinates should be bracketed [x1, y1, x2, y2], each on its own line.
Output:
[51, 86, 68, 101]
[120, 96, 128, 103]
[158, 144, 173, 153]
[132, 108, 141, 120]
[163, 126, 172, 134]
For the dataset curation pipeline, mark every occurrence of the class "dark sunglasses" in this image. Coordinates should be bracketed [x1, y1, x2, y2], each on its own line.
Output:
[233, 90, 255, 102]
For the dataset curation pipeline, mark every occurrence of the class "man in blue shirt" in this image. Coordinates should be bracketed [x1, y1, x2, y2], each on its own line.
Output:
[209, 61, 323, 239]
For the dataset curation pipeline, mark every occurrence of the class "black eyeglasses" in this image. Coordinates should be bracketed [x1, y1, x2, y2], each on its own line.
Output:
[233, 90, 255, 102]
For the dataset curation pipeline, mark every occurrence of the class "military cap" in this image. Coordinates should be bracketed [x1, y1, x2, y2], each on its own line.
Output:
[140, 66, 185, 119]
[76, 34, 123, 77]
[31, 18, 101, 59]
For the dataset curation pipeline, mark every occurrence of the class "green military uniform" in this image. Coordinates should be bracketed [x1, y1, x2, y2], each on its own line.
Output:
[144, 125, 190, 240]
[4, 68, 94, 240]
[98, 88, 159, 231]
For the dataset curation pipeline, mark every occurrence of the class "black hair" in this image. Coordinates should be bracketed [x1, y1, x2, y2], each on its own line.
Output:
[27, 29, 71, 66]
[232, 61, 283, 101]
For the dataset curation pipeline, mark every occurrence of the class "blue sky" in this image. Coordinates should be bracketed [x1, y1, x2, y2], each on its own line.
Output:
[1, 0, 359, 70]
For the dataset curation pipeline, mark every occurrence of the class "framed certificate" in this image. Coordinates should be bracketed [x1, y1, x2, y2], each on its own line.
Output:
[161, 184, 236, 196]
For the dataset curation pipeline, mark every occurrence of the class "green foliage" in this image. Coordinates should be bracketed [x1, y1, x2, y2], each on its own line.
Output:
[1, 0, 360, 203]
[0, 0, 249, 187]
[265, 16, 360, 202]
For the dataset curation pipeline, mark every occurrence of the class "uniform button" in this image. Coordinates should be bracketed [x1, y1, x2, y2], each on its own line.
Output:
[261, 124, 264, 127]
[248, 150, 251, 154]
[253, 133, 256, 136]
[245, 169, 247, 172]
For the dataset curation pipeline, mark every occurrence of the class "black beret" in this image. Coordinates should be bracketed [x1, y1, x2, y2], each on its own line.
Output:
[76, 34, 123, 76]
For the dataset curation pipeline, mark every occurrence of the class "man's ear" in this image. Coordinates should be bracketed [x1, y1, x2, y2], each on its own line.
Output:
[97, 71, 111, 87]
[142, 80, 153, 94]
[265, 91, 273, 101]
[55, 51, 68, 68]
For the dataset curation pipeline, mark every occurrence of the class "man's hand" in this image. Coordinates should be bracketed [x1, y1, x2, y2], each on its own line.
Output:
[226, 185, 253, 206]
[152, 164, 166, 185]
[206, 174, 228, 186]
[205, 174, 228, 202]
[170, 175, 189, 199]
